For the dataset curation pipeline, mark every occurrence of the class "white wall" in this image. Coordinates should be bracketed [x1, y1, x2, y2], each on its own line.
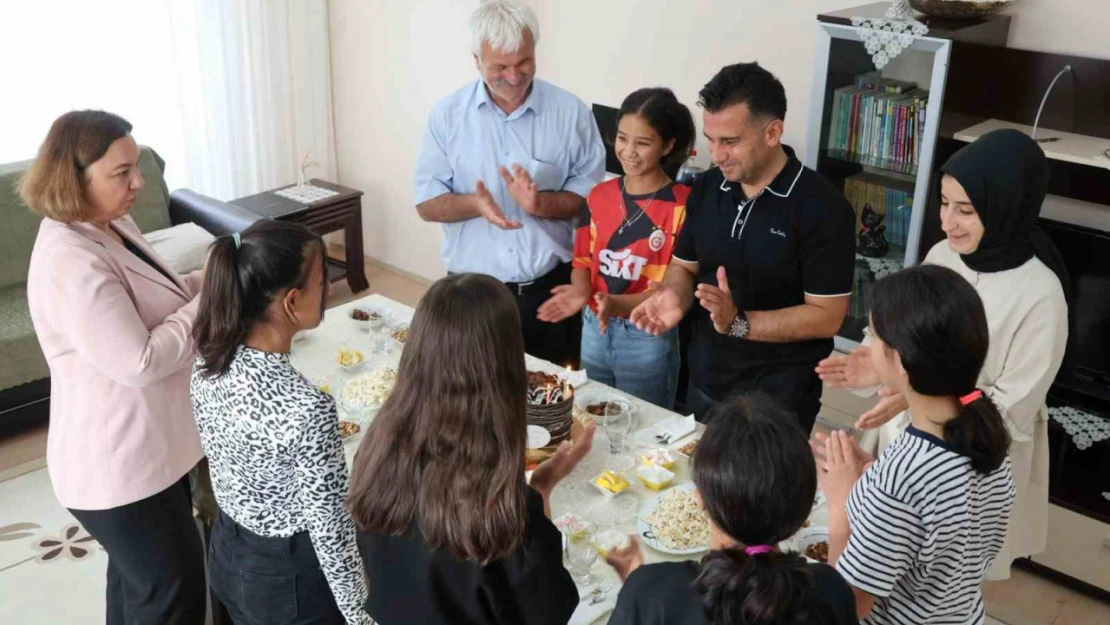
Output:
[328, 0, 1110, 282]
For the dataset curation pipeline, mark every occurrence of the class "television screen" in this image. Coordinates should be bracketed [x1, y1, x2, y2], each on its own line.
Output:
[591, 103, 624, 176]
[1039, 218, 1110, 385]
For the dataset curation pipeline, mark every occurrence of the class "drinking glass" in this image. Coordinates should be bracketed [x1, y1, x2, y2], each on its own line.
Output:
[564, 521, 598, 586]
[367, 307, 392, 354]
[603, 402, 633, 454]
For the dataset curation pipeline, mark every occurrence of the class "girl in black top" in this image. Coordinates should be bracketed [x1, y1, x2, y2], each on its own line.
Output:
[606, 395, 857, 625]
[346, 273, 597, 625]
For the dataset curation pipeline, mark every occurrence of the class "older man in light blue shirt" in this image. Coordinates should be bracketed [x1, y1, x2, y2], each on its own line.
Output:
[414, 0, 604, 366]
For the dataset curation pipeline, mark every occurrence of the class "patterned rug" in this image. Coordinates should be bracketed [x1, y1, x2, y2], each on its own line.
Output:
[0, 467, 106, 623]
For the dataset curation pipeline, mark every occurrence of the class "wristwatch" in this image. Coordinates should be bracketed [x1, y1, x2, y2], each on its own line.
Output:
[728, 312, 750, 339]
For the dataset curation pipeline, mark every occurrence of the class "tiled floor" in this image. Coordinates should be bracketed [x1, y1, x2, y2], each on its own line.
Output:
[2, 259, 1107, 624]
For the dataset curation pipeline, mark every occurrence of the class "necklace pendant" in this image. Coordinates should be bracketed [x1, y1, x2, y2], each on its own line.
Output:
[618, 226, 624, 235]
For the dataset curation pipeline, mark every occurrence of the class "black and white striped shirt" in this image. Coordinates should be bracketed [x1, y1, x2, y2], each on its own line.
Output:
[837, 426, 1015, 625]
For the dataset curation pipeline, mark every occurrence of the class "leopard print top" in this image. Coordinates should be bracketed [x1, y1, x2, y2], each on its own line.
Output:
[191, 346, 371, 625]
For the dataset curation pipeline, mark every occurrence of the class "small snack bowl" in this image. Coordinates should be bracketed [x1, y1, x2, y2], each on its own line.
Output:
[553, 513, 591, 540]
[334, 346, 366, 372]
[592, 469, 632, 498]
[312, 377, 333, 396]
[794, 526, 830, 564]
[390, 321, 410, 344]
[642, 448, 678, 471]
[349, 307, 371, 332]
[593, 529, 630, 559]
[637, 463, 675, 491]
[581, 396, 635, 419]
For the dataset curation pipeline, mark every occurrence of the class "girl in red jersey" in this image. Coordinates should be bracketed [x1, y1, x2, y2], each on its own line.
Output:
[538, 88, 694, 409]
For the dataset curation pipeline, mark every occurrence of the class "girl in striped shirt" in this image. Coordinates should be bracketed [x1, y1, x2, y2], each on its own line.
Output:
[817, 264, 1015, 624]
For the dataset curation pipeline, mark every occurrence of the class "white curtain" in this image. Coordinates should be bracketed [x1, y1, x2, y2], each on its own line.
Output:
[0, 0, 335, 201]
[167, 0, 336, 200]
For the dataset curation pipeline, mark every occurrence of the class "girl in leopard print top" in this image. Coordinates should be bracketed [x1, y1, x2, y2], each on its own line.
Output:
[190, 221, 371, 625]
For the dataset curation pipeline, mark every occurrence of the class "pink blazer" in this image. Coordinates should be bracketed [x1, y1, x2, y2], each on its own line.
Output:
[26, 214, 205, 510]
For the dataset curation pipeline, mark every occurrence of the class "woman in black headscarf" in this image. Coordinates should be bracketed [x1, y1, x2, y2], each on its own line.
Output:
[817, 128, 1070, 579]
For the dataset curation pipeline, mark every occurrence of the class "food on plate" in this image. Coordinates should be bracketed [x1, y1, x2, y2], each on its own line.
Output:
[313, 377, 332, 396]
[335, 348, 364, 368]
[804, 541, 829, 563]
[350, 308, 370, 321]
[338, 421, 360, 439]
[594, 470, 631, 495]
[593, 529, 630, 558]
[552, 513, 591, 538]
[642, 449, 678, 470]
[586, 401, 620, 416]
[391, 327, 409, 343]
[645, 488, 710, 551]
[676, 438, 699, 457]
[341, 367, 397, 409]
[637, 463, 675, 491]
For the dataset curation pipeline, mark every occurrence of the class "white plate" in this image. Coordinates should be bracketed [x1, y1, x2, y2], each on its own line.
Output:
[636, 483, 710, 556]
[633, 415, 696, 449]
[526, 425, 551, 449]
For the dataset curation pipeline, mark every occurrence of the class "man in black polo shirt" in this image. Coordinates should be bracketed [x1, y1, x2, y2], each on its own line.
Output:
[631, 62, 855, 432]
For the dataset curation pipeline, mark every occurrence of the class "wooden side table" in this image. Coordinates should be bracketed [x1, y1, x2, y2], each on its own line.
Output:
[230, 179, 370, 293]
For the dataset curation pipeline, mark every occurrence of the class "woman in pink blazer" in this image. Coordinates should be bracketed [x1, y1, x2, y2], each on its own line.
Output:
[22, 110, 206, 625]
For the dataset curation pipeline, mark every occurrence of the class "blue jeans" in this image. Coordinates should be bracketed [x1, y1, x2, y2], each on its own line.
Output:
[580, 307, 679, 410]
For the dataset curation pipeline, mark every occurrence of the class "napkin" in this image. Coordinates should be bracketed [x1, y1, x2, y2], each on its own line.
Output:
[569, 590, 619, 625]
[560, 368, 590, 389]
[659, 414, 696, 441]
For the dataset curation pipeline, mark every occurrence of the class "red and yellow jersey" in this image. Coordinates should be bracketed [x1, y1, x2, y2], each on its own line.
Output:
[573, 179, 690, 313]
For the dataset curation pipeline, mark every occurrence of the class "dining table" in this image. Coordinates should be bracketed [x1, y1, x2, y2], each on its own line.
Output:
[290, 293, 830, 625]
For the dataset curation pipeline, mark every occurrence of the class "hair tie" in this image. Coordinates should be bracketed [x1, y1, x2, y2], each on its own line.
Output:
[959, 390, 983, 406]
[744, 545, 774, 556]
[232, 232, 241, 250]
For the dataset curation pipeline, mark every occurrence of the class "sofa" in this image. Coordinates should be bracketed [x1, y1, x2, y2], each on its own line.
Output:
[0, 147, 260, 437]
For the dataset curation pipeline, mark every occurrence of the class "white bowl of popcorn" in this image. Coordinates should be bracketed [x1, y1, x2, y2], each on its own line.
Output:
[339, 366, 397, 416]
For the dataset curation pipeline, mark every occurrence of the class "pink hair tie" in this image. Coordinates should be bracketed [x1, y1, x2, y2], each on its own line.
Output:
[959, 390, 983, 406]
[744, 545, 774, 556]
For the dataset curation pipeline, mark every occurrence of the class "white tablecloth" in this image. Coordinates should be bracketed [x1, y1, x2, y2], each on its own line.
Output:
[290, 294, 826, 624]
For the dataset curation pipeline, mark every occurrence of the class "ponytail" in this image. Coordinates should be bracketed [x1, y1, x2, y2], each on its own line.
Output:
[193, 235, 248, 378]
[695, 548, 835, 625]
[192, 220, 327, 378]
[945, 390, 1011, 474]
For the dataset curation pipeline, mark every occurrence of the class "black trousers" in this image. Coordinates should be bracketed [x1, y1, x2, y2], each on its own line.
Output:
[688, 361, 823, 436]
[510, 262, 582, 369]
[208, 510, 344, 625]
[452, 263, 582, 368]
[69, 476, 207, 625]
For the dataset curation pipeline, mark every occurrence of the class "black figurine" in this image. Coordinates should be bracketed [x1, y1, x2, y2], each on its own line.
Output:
[857, 205, 890, 258]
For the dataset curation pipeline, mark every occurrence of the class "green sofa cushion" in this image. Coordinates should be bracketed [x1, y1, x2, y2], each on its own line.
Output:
[0, 147, 172, 291]
[0, 286, 49, 392]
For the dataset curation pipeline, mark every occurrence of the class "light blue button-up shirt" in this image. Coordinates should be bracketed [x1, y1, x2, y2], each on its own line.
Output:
[414, 78, 605, 283]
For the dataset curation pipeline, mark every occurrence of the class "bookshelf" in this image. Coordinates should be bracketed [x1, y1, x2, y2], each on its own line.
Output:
[805, 4, 1012, 350]
[805, 21, 951, 348]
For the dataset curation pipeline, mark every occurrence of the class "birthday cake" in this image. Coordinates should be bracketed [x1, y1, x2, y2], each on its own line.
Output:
[526, 371, 574, 445]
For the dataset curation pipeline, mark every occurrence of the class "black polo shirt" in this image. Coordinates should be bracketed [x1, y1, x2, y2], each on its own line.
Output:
[673, 145, 855, 398]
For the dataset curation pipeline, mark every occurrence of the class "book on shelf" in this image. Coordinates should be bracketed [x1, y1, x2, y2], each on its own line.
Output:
[826, 74, 928, 175]
[843, 173, 914, 249]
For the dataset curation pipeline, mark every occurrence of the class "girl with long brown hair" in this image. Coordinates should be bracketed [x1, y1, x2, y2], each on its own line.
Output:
[347, 272, 596, 625]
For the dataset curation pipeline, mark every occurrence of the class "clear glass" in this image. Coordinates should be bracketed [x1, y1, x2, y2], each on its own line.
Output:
[564, 521, 598, 586]
[603, 402, 633, 454]
[366, 307, 392, 354]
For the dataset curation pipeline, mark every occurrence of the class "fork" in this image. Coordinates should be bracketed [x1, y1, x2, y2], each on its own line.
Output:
[654, 431, 672, 445]
[589, 578, 616, 605]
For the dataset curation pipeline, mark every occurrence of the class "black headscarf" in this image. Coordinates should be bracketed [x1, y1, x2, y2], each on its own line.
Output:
[938, 128, 1071, 303]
